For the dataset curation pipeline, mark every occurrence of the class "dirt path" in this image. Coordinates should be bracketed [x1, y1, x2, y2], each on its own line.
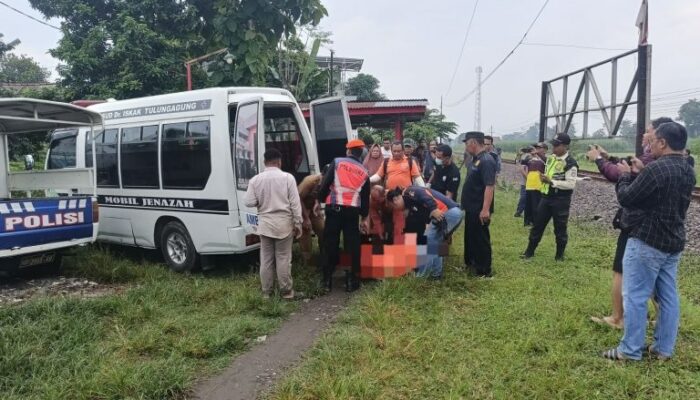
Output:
[190, 287, 351, 400]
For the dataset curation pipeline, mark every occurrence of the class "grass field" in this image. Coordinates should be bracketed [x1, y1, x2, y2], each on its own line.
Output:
[271, 184, 700, 399]
[2, 184, 700, 399]
[0, 246, 323, 400]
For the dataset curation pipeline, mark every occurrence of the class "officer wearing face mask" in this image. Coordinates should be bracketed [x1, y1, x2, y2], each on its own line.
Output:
[428, 144, 461, 201]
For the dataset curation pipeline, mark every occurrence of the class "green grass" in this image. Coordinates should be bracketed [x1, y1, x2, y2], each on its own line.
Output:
[0, 245, 323, 399]
[271, 184, 700, 399]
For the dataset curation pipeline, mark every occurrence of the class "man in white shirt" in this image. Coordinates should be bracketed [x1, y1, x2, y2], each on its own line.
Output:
[381, 137, 392, 159]
[244, 149, 303, 299]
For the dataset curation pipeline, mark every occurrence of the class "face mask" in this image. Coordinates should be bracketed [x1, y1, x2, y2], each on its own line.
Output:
[434, 158, 443, 166]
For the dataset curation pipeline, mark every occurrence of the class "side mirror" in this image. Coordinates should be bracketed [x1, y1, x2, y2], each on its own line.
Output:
[24, 154, 35, 171]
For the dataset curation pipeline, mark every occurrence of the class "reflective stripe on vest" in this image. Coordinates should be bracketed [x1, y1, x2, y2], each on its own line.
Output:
[326, 157, 368, 208]
[422, 188, 448, 212]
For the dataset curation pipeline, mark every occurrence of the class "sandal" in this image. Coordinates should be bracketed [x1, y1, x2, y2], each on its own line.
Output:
[601, 348, 628, 361]
[645, 345, 671, 361]
[590, 315, 623, 330]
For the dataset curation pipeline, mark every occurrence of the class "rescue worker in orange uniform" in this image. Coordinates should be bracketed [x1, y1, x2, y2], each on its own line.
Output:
[369, 141, 425, 244]
[318, 139, 371, 292]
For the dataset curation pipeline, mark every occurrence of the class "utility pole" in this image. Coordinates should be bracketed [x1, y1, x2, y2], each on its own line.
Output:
[329, 50, 335, 96]
[474, 66, 483, 131]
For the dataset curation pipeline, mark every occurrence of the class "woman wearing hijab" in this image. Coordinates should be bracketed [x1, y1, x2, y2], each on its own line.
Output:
[363, 143, 384, 176]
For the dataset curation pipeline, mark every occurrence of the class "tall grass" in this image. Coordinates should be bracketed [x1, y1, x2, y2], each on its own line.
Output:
[272, 186, 700, 399]
[0, 244, 322, 399]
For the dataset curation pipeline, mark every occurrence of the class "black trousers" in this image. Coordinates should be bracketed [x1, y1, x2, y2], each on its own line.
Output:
[527, 194, 571, 250]
[524, 190, 541, 226]
[613, 230, 629, 274]
[322, 206, 361, 283]
[463, 211, 492, 276]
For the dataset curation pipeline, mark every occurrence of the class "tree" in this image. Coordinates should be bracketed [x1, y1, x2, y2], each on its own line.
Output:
[267, 28, 331, 101]
[0, 33, 19, 57]
[28, 0, 327, 99]
[0, 54, 50, 83]
[345, 73, 385, 101]
[619, 119, 637, 137]
[678, 99, 700, 137]
[591, 128, 606, 138]
[403, 109, 457, 143]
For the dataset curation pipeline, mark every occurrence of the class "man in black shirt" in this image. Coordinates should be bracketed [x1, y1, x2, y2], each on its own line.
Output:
[430, 144, 461, 200]
[461, 131, 497, 277]
[602, 122, 695, 361]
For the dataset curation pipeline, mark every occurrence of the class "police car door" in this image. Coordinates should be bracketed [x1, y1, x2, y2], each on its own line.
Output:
[309, 97, 353, 171]
[231, 97, 265, 234]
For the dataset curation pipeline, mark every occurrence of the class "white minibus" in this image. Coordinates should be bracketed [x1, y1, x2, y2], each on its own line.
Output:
[47, 88, 352, 271]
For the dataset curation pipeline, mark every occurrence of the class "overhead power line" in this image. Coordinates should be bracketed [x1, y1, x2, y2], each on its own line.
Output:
[521, 42, 631, 52]
[444, 0, 480, 97]
[0, 1, 61, 31]
[446, 0, 551, 108]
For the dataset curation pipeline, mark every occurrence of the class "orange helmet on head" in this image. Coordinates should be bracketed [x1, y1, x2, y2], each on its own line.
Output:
[346, 139, 365, 149]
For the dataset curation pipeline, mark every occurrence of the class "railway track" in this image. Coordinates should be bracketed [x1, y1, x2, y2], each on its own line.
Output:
[501, 159, 700, 201]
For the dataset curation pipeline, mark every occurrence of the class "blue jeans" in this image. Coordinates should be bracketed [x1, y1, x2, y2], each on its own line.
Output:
[417, 207, 464, 278]
[517, 185, 526, 214]
[617, 238, 682, 359]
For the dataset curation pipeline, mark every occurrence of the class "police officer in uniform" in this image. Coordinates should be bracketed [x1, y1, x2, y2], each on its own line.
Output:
[318, 139, 370, 292]
[522, 133, 578, 261]
[461, 131, 497, 277]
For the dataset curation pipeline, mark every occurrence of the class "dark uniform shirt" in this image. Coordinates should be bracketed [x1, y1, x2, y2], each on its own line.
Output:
[403, 186, 459, 224]
[461, 151, 497, 213]
[431, 163, 461, 199]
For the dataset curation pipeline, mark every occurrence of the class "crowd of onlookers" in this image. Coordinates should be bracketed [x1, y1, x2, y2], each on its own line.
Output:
[245, 119, 696, 362]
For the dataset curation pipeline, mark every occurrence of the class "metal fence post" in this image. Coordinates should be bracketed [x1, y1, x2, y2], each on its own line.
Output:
[636, 44, 651, 156]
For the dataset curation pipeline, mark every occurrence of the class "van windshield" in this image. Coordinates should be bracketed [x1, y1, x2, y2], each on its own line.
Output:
[47, 131, 78, 169]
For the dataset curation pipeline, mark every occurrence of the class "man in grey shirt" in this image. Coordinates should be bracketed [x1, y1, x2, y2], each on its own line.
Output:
[245, 149, 303, 299]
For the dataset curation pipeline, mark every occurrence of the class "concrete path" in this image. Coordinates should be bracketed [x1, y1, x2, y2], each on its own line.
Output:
[191, 288, 351, 400]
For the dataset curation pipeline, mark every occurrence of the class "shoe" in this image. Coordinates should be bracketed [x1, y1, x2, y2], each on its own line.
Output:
[520, 252, 534, 260]
[514, 212, 522, 217]
[555, 243, 566, 261]
[428, 275, 443, 281]
[262, 292, 272, 300]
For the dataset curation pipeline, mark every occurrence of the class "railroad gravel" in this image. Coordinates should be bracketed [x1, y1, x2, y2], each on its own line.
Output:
[500, 162, 700, 254]
[0, 276, 123, 306]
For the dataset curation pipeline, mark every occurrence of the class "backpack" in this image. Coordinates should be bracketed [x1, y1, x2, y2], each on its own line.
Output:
[382, 156, 414, 185]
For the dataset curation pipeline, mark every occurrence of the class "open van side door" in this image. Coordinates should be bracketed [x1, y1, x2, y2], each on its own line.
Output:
[231, 97, 265, 234]
[309, 97, 354, 171]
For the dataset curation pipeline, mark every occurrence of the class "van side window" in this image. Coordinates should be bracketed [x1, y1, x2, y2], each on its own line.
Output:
[85, 131, 95, 168]
[162, 121, 211, 190]
[231, 103, 259, 191]
[121, 125, 159, 188]
[96, 128, 119, 187]
[264, 106, 309, 183]
[47, 133, 77, 169]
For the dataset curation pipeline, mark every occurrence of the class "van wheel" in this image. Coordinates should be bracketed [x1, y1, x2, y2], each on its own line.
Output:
[160, 222, 198, 272]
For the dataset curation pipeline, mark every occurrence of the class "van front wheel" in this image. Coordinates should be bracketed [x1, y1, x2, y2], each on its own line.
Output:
[160, 222, 198, 272]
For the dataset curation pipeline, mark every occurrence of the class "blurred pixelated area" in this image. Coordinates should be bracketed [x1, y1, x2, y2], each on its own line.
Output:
[338, 233, 443, 279]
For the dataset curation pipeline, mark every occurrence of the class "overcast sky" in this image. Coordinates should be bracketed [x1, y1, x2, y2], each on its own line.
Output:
[2, 0, 700, 135]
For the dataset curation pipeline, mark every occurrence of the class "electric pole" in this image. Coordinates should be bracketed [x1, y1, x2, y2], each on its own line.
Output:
[329, 50, 335, 96]
[474, 66, 483, 132]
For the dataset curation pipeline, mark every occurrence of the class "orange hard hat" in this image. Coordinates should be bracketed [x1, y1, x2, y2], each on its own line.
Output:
[346, 139, 366, 149]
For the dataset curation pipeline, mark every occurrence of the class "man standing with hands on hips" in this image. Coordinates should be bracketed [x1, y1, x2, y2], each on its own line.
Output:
[461, 131, 496, 277]
[522, 133, 578, 261]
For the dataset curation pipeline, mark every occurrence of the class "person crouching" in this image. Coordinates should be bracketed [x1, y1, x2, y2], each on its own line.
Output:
[387, 186, 463, 279]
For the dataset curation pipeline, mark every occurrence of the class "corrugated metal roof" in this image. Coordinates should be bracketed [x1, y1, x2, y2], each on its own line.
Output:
[299, 99, 428, 110]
